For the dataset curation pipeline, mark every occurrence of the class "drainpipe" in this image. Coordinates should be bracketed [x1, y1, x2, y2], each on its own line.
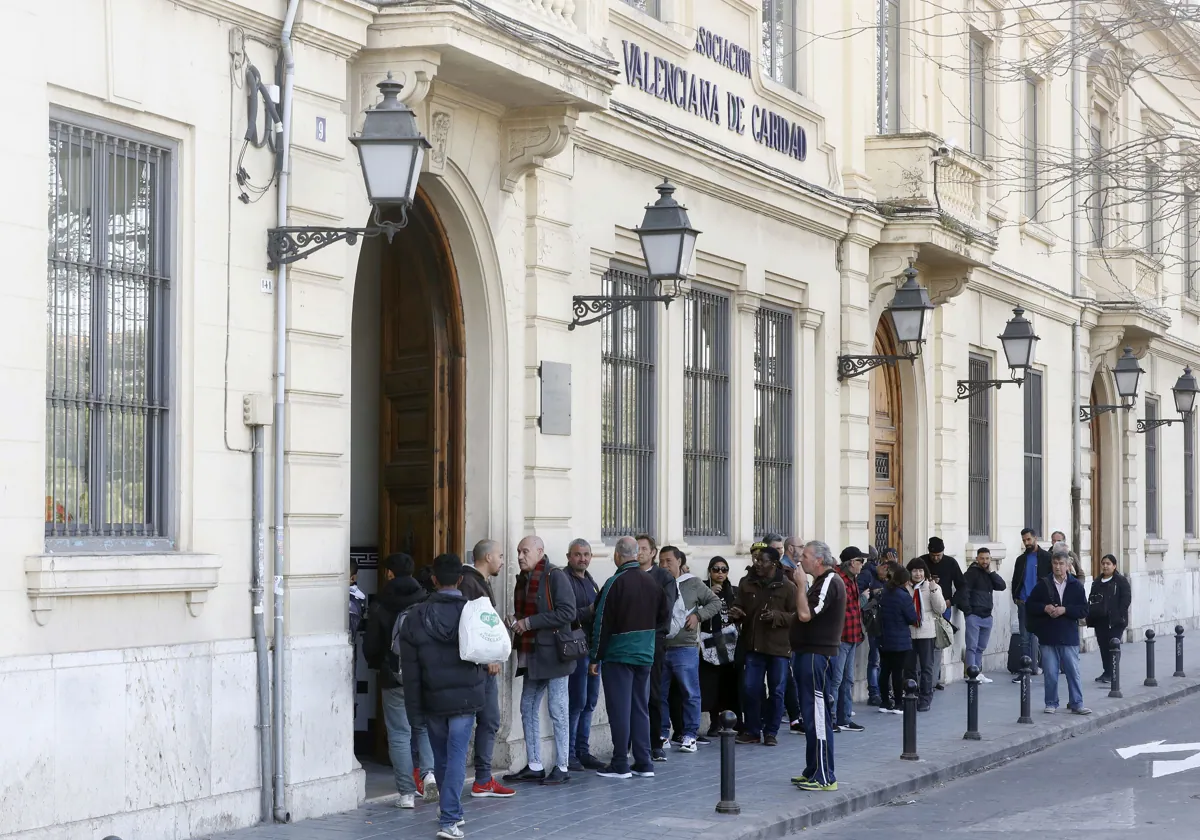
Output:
[1070, 0, 1083, 562]
[273, 0, 302, 824]
[249, 421, 272, 822]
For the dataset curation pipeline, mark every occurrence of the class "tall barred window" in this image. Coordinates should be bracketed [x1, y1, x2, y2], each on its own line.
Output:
[46, 118, 173, 546]
[754, 307, 793, 538]
[683, 287, 730, 540]
[600, 266, 657, 538]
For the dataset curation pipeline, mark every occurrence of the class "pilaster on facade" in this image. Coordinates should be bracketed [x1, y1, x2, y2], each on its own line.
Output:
[838, 234, 880, 548]
[733, 291, 762, 552]
[932, 302, 963, 543]
[1120, 405, 1142, 575]
[797, 308, 825, 541]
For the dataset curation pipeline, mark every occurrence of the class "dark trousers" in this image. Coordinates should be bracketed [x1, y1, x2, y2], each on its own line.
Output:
[700, 662, 740, 730]
[905, 638, 936, 706]
[795, 652, 836, 785]
[669, 680, 683, 738]
[1095, 621, 1126, 677]
[602, 662, 651, 774]
[648, 635, 666, 747]
[879, 649, 908, 708]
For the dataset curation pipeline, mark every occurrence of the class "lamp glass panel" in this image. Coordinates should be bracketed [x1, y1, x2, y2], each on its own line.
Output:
[678, 230, 698, 277]
[358, 142, 418, 205]
[1113, 367, 1141, 399]
[890, 307, 925, 344]
[1175, 384, 1197, 415]
[640, 230, 682, 278]
[1002, 334, 1035, 369]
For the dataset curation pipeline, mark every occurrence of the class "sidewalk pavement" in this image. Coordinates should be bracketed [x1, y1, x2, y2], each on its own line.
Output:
[205, 642, 1200, 840]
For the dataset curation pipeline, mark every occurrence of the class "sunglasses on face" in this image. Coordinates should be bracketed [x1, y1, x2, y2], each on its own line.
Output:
[711, 567, 729, 574]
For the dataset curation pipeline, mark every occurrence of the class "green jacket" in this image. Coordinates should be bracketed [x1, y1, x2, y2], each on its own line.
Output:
[665, 574, 723, 649]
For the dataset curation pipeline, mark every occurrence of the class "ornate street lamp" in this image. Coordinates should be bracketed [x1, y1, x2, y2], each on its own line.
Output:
[837, 260, 935, 380]
[1137, 367, 1199, 433]
[267, 73, 430, 269]
[570, 180, 701, 330]
[1081, 347, 1143, 422]
[955, 308, 1040, 400]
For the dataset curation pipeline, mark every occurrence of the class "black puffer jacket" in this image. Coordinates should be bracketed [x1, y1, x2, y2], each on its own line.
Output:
[954, 564, 1007, 619]
[398, 591, 486, 727]
[363, 576, 428, 690]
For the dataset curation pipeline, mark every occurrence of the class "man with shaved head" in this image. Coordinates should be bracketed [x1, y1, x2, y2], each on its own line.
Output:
[564, 539, 604, 771]
[459, 540, 514, 798]
[590, 535, 669, 779]
[504, 535, 577, 786]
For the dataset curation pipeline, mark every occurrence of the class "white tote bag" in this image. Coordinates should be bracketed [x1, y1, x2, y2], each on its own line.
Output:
[458, 597, 513, 664]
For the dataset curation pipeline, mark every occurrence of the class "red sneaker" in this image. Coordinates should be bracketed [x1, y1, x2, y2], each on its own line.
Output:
[413, 769, 424, 797]
[471, 778, 516, 798]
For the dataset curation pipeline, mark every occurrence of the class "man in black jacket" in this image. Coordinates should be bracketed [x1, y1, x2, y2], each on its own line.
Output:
[565, 538, 604, 771]
[636, 533, 677, 761]
[1011, 528, 1052, 680]
[363, 553, 435, 808]
[915, 537, 964, 689]
[954, 548, 1006, 682]
[398, 553, 486, 839]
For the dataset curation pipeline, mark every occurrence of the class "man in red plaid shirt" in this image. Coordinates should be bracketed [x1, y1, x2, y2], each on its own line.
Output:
[828, 546, 867, 733]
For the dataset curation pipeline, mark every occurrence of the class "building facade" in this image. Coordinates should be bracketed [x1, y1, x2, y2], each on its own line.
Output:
[4, 0, 1200, 836]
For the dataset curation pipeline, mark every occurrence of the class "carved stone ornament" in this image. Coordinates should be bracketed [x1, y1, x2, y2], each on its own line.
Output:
[500, 108, 579, 193]
[429, 110, 452, 172]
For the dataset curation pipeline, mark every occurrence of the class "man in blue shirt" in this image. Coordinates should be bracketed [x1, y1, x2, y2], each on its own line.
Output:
[1010, 528, 1051, 682]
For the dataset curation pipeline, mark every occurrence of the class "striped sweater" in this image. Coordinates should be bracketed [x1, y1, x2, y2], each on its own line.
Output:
[590, 561, 669, 666]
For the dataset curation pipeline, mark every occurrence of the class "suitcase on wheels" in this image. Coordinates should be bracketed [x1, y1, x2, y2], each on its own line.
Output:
[1006, 632, 1024, 674]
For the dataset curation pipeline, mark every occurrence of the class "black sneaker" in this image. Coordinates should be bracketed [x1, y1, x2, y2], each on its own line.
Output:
[706, 725, 720, 738]
[935, 683, 945, 691]
[789, 720, 805, 734]
[1012, 675, 1023, 683]
[567, 758, 584, 773]
[670, 734, 683, 746]
[841, 721, 865, 733]
[596, 764, 632, 780]
[651, 747, 668, 762]
[579, 753, 607, 771]
[831, 724, 842, 734]
[502, 765, 545, 784]
[695, 734, 711, 746]
[867, 695, 882, 707]
[1095, 674, 1112, 684]
[541, 766, 570, 785]
[631, 764, 655, 778]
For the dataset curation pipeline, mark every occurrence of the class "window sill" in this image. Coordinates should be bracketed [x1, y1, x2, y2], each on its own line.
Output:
[1182, 296, 1200, 319]
[1019, 217, 1057, 248]
[1144, 538, 1169, 562]
[25, 553, 221, 626]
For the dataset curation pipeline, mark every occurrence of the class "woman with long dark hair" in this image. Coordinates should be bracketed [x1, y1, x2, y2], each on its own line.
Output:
[877, 564, 919, 713]
[1087, 554, 1132, 683]
[700, 556, 740, 736]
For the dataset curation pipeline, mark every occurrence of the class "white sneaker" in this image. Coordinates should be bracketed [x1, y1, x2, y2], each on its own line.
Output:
[979, 675, 994, 684]
[423, 772, 439, 802]
[397, 794, 416, 809]
[679, 737, 698, 753]
[436, 826, 465, 840]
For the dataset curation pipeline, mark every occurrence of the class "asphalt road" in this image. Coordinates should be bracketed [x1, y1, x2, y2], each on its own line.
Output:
[800, 691, 1200, 839]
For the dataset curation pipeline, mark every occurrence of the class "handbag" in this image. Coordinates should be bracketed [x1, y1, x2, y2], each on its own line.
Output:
[546, 575, 589, 662]
[933, 612, 954, 650]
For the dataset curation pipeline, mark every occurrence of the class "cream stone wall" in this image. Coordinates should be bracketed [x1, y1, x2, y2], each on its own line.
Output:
[6, 0, 1200, 837]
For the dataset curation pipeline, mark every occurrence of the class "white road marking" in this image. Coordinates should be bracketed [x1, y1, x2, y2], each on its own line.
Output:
[1116, 740, 1200, 777]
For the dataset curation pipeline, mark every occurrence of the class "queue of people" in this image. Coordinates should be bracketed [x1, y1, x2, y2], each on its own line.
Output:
[364, 527, 1116, 838]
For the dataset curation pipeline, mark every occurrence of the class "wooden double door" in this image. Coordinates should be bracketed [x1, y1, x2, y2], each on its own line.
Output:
[870, 320, 904, 556]
[377, 188, 466, 576]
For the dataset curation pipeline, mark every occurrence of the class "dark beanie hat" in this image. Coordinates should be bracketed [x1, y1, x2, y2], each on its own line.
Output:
[928, 537, 945, 553]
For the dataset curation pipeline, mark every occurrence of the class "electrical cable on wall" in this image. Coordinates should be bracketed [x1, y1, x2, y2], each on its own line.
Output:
[237, 64, 283, 204]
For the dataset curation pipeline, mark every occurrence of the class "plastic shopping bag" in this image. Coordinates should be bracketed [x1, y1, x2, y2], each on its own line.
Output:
[458, 597, 513, 664]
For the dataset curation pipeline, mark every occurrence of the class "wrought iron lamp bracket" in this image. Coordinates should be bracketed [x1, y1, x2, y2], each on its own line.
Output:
[1137, 417, 1181, 434]
[568, 277, 683, 330]
[1079, 402, 1132, 423]
[837, 353, 919, 381]
[266, 206, 409, 270]
[955, 375, 1025, 402]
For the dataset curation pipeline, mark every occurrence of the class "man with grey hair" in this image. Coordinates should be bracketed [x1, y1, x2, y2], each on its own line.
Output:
[1027, 544, 1091, 715]
[564, 539, 604, 771]
[790, 540, 847, 792]
[590, 536, 669, 779]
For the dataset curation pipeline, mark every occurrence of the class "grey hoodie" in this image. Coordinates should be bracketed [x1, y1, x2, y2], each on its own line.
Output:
[666, 573, 723, 649]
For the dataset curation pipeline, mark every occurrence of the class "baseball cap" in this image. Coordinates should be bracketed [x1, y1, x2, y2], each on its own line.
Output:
[839, 546, 867, 564]
[750, 541, 768, 554]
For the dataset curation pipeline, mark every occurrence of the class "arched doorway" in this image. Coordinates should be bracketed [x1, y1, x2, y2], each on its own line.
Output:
[377, 188, 466, 569]
[870, 318, 904, 554]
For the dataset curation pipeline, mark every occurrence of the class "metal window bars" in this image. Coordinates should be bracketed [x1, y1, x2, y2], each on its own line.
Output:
[753, 307, 793, 539]
[601, 267, 657, 538]
[967, 354, 990, 539]
[45, 120, 170, 541]
[683, 287, 730, 539]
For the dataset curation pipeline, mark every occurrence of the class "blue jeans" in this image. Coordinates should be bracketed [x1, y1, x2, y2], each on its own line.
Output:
[427, 713, 473, 827]
[826, 641, 857, 726]
[867, 634, 881, 697]
[474, 673, 500, 784]
[602, 662, 651, 773]
[963, 614, 993, 670]
[742, 652, 789, 737]
[795, 652, 836, 785]
[569, 657, 601, 760]
[1041, 644, 1084, 710]
[381, 686, 433, 795]
[521, 676, 570, 770]
[661, 646, 702, 740]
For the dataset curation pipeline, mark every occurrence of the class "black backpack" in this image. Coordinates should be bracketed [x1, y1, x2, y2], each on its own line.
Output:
[387, 606, 413, 685]
[861, 590, 883, 638]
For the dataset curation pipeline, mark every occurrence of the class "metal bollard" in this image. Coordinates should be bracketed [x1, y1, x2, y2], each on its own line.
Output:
[1175, 625, 1187, 678]
[1109, 637, 1123, 699]
[963, 665, 981, 741]
[901, 678, 920, 761]
[1018, 655, 1033, 724]
[716, 710, 740, 815]
[1145, 629, 1158, 687]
